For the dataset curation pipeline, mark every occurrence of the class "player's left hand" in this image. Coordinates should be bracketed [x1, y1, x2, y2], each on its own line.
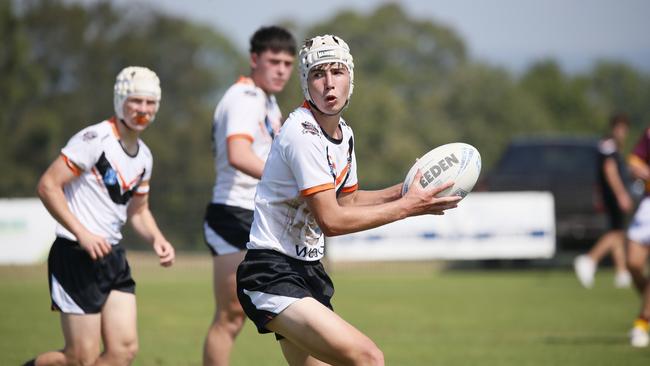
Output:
[153, 239, 175, 267]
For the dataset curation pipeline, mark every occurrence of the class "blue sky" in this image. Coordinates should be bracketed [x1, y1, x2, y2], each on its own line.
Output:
[109, 0, 650, 73]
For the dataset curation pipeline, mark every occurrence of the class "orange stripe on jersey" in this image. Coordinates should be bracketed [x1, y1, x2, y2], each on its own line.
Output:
[135, 181, 150, 194]
[117, 167, 144, 192]
[227, 134, 254, 143]
[301, 183, 335, 196]
[126, 174, 145, 188]
[108, 116, 121, 138]
[236, 76, 254, 85]
[340, 183, 358, 193]
[301, 100, 311, 109]
[110, 163, 130, 190]
[106, 157, 136, 191]
[91, 167, 103, 186]
[335, 164, 350, 186]
[61, 154, 82, 176]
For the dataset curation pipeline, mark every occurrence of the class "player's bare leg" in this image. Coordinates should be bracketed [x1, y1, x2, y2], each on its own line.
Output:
[627, 240, 649, 294]
[589, 230, 624, 263]
[96, 290, 138, 365]
[608, 231, 629, 274]
[640, 283, 650, 320]
[33, 313, 102, 366]
[203, 251, 247, 366]
[585, 230, 630, 287]
[628, 240, 650, 347]
[280, 339, 331, 366]
[267, 297, 384, 366]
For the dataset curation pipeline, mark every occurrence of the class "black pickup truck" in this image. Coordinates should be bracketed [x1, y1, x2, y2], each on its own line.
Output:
[480, 136, 610, 250]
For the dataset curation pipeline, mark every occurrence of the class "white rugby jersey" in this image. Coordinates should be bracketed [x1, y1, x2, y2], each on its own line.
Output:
[248, 104, 359, 261]
[56, 117, 153, 245]
[211, 76, 282, 210]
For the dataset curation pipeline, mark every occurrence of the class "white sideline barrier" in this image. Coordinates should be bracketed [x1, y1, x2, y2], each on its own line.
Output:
[0, 198, 56, 264]
[327, 191, 555, 261]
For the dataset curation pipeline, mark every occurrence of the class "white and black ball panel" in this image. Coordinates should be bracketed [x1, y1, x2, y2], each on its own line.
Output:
[402, 142, 481, 199]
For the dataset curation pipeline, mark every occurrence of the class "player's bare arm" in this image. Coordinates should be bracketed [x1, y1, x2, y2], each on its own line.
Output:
[227, 136, 266, 179]
[337, 183, 403, 207]
[603, 157, 632, 212]
[306, 171, 460, 237]
[37, 156, 111, 260]
[128, 192, 175, 267]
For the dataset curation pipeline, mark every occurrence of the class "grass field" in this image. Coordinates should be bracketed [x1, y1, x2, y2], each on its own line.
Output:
[2, 253, 650, 365]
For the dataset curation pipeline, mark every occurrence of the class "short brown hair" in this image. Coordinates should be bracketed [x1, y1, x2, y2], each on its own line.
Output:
[610, 113, 630, 128]
[249, 26, 296, 55]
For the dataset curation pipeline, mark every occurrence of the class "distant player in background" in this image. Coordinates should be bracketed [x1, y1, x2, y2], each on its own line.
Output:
[236, 34, 461, 365]
[202, 26, 295, 366]
[574, 114, 633, 288]
[625, 124, 650, 347]
[24, 66, 175, 366]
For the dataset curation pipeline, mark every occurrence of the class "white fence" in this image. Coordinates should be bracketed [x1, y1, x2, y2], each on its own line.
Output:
[1, 192, 555, 264]
[327, 191, 555, 261]
[0, 198, 56, 264]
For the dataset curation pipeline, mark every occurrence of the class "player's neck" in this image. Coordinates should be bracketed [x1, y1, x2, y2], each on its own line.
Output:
[116, 119, 140, 154]
[249, 74, 271, 97]
[312, 111, 341, 139]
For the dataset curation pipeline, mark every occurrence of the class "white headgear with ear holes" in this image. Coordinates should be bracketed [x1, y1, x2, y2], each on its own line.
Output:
[299, 35, 354, 106]
[113, 66, 161, 122]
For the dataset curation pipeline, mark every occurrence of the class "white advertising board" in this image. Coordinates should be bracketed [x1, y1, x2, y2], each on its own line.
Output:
[0, 198, 56, 264]
[327, 192, 555, 261]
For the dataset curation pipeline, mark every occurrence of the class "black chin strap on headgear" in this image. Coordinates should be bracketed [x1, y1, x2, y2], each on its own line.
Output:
[119, 118, 135, 131]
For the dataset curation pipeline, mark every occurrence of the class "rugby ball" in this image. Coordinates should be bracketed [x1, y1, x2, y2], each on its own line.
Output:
[401, 142, 481, 198]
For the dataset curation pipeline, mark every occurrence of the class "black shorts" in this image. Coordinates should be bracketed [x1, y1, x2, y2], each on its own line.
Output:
[603, 194, 625, 230]
[203, 203, 253, 256]
[236, 249, 334, 337]
[47, 237, 135, 314]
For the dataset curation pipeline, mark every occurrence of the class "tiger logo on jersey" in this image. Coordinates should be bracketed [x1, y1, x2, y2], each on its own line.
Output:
[301, 121, 320, 136]
[82, 131, 98, 141]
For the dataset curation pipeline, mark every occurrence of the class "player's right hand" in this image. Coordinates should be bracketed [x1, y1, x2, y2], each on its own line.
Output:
[403, 170, 462, 216]
[618, 192, 634, 213]
[77, 230, 112, 260]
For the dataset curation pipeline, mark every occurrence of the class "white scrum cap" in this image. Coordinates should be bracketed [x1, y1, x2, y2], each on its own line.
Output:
[113, 66, 161, 121]
[299, 35, 354, 105]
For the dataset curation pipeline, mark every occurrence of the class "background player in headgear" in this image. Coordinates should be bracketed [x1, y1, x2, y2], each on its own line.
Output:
[236, 34, 461, 365]
[202, 26, 295, 366]
[24, 66, 175, 366]
[574, 114, 633, 288]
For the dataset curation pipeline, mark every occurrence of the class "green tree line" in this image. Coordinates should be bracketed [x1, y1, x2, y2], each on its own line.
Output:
[2, 0, 650, 249]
